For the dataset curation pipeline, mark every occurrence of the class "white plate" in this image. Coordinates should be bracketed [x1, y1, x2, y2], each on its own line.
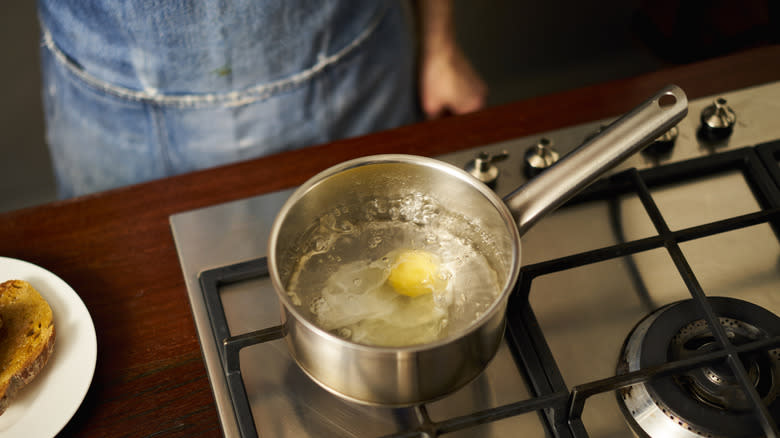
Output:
[0, 257, 97, 437]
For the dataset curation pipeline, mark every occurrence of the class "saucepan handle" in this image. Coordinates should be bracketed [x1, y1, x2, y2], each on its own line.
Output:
[504, 85, 688, 236]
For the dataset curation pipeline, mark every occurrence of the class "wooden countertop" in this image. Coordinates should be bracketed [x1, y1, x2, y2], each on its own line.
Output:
[1, 44, 779, 437]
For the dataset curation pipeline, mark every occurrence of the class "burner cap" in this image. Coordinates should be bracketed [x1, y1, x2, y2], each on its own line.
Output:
[669, 317, 777, 412]
[617, 297, 780, 438]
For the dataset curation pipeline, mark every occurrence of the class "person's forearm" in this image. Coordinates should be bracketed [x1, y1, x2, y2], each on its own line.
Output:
[414, 0, 487, 117]
[416, 0, 457, 56]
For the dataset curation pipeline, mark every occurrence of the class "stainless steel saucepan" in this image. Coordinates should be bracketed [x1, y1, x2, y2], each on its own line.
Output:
[267, 85, 688, 406]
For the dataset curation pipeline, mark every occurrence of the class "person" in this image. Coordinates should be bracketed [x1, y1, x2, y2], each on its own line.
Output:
[37, 0, 487, 198]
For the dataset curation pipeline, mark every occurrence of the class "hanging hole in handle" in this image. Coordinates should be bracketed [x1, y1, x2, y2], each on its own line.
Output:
[658, 93, 677, 109]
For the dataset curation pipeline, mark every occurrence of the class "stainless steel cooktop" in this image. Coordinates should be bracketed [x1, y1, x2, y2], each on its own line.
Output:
[170, 82, 780, 437]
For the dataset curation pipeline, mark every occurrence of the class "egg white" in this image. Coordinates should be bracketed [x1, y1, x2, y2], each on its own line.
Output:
[311, 252, 452, 346]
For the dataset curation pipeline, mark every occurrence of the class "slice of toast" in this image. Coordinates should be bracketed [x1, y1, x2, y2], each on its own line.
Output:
[0, 280, 56, 415]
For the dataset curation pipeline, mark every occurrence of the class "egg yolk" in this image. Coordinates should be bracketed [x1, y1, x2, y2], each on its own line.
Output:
[387, 250, 446, 297]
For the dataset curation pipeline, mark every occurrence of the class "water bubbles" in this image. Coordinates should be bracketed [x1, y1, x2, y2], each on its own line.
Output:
[368, 235, 383, 248]
[286, 192, 504, 346]
[313, 238, 328, 252]
[319, 212, 336, 229]
[414, 200, 439, 225]
[361, 193, 445, 226]
[336, 220, 355, 233]
[337, 327, 353, 339]
[372, 199, 388, 214]
[389, 206, 400, 220]
[417, 214, 434, 226]
[310, 296, 328, 314]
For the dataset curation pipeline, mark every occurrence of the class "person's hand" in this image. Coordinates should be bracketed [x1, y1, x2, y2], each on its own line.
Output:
[419, 44, 487, 119]
[415, 0, 487, 119]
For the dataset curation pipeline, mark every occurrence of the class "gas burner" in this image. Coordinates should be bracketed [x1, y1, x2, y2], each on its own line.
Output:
[670, 317, 779, 412]
[617, 298, 780, 438]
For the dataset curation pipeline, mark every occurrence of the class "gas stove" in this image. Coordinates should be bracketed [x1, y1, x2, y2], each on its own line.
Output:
[170, 81, 780, 437]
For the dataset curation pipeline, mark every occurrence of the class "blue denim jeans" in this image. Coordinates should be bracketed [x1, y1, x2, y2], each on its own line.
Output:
[38, 0, 419, 198]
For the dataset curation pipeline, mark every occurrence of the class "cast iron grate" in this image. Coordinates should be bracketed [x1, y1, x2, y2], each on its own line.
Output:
[199, 141, 780, 438]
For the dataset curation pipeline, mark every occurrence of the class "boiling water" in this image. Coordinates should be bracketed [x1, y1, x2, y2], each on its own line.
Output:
[286, 193, 503, 347]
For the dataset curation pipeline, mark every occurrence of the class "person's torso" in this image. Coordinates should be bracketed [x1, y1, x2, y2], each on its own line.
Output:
[38, 0, 392, 95]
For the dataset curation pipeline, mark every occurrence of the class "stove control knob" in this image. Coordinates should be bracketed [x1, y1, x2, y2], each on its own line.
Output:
[699, 97, 736, 141]
[642, 125, 678, 157]
[524, 138, 559, 177]
[464, 150, 508, 187]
